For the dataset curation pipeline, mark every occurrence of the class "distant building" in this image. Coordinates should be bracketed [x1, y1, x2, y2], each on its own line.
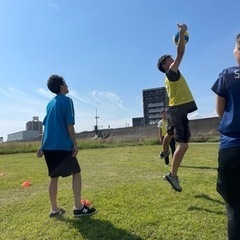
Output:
[6, 116, 43, 142]
[142, 87, 168, 125]
[26, 116, 43, 134]
[132, 117, 144, 127]
[7, 130, 40, 142]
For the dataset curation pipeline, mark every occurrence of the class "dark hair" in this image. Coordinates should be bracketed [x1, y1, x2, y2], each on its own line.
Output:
[237, 33, 240, 41]
[157, 55, 171, 73]
[47, 75, 65, 94]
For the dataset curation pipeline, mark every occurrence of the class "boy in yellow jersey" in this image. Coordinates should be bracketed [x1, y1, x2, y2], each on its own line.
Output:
[158, 110, 175, 165]
[157, 23, 197, 192]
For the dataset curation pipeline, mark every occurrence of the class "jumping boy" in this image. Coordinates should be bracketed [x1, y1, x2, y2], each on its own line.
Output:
[157, 23, 197, 192]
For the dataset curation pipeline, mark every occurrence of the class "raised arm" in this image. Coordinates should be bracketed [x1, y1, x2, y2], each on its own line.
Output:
[169, 23, 188, 73]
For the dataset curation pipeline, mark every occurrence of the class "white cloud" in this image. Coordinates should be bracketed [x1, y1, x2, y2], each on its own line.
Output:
[36, 88, 54, 99]
[0, 88, 49, 106]
[47, 0, 59, 10]
[91, 91, 124, 110]
[68, 90, 96, 105]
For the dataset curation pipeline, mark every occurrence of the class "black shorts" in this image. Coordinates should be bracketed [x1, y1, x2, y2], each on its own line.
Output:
[167, 101, 197, 143]
[217, 147, 240, 205]
[43, 150, 81, 178]
[168, 107, 190, 143]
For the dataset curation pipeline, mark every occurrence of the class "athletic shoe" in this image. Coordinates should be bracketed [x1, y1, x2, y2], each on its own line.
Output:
[49, 208, 66, 218]
[163, 172, 182, 192]
[159, 150, 170, 159]
[73, 205, 97, 217]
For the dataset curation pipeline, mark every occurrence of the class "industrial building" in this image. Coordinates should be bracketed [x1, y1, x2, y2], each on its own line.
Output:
[132, 87, 168, 126]
[7, 116, 43, 142]
[26, 116, 43, 134]
[132, 117, 144, 127]
[142, 87, 168, 125]
[7, 130, 40, 142]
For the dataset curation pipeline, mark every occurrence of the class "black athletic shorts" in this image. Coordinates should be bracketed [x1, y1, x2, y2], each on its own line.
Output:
[168, 107, 190, 143]
[217, 147, 240, 205]
[167, 101, 197, 143]
[43, 150, 81, 178]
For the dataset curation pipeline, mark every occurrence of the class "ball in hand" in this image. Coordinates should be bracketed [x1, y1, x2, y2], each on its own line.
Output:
[173, 32, 189, 45]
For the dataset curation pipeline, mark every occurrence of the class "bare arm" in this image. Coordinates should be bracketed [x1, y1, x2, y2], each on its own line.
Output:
[67, 124, 79, 157]
[36, 131, 44, 158]
[159, 128, 163, 143]
[216, 95, 226, 119]
[169, 23, 188, 73]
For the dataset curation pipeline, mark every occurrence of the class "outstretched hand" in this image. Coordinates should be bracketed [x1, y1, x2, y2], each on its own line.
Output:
[177, 23, 188, 33]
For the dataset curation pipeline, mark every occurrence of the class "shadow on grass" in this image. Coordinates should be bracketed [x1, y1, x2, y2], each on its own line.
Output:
[194, 193, 224, 205]
[188, 206, 224, 215]
[188, 193, 225, 215]
[180, 165, 217, 170]
[57, 216, 143, 240]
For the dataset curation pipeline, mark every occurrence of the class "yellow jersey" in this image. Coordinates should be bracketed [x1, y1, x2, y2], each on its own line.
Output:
[165, 74, 194, 106]
[158, 119, 168, 136]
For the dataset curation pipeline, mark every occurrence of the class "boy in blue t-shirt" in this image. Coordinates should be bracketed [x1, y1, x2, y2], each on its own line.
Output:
[211, 34, 240, 240]
[36, 75, 96, 218]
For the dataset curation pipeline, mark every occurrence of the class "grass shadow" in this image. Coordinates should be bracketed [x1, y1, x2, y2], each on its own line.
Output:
[187, 193, 225, 215]
[187, 206, 224, 215]
[194, 193, 224, 205]
[57, 216, 143, 240]
[180, 165, 217, 170]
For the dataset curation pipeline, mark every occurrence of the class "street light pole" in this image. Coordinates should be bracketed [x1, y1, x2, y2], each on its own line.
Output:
[95, 108, 99, 131]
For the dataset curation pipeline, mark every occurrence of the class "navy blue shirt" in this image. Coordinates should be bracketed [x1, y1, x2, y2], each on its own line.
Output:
[211, 66, 240, 149]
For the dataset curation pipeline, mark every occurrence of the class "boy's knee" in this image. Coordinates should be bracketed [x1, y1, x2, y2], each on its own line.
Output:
[178, 142, 188, 151]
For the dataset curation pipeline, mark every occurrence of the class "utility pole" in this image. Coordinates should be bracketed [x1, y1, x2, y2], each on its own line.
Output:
[95, 108, 99, 131]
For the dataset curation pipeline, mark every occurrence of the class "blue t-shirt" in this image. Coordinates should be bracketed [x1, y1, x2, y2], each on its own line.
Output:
[41, 94, 75, 151]
[211, 66, 240, 149]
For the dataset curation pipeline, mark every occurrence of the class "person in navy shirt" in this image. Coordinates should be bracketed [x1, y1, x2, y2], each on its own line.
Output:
[36, 75, 96, 218]
[211, 34, 240, 240]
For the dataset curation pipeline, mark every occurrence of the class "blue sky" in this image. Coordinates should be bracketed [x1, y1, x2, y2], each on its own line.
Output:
[0, 0, 239, 141]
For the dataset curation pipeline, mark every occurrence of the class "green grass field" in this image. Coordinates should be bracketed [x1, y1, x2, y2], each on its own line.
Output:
[0, 143, 227, 240]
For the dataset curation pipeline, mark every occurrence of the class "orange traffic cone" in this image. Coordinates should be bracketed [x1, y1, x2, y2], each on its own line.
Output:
[81, 199, 92, 206]
[21, 181, 31, 187]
